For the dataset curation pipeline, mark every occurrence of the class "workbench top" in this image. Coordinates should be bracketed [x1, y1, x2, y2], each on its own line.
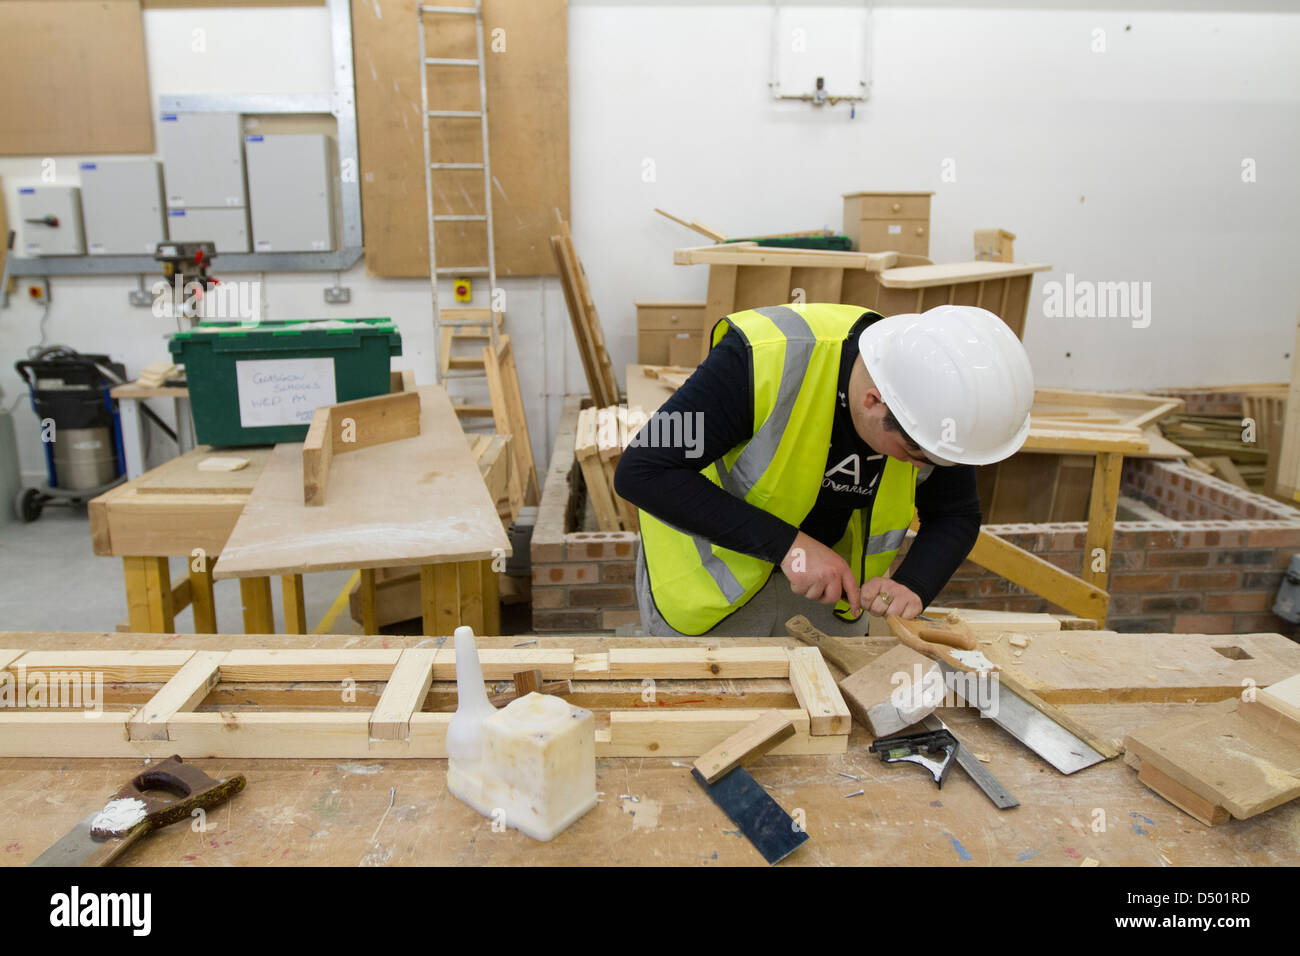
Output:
[0, 631, 1294, 867]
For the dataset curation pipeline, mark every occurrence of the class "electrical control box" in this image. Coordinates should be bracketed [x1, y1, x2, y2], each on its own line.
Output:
[157, 111, 248, 208]
[245, 134, 336, 252]
[18, 186, 86, 256]
[166, 207, 250, 253]
[79, 160, 167, 255]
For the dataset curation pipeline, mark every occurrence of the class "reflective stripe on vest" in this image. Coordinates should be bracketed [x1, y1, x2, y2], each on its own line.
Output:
[639, 303, 918, 635]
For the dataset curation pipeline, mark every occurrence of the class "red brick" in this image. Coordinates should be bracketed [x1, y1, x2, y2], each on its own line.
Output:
[1048, 531, 1086, 550]
[1147, 550, 1210, 568]
[1248, 528, 1300, 547]
[1106, 594, 1141, 615]
[1038, 552, 1082, 573]
[1109, 572, 1175, 593]
[1213, 549, 1274, 567]
[1141, 594, 1203, 614]
[1172, 614, 1235, 634]
[531, 539, 565, 563]
[601, 609, 642, 629]
[532, 563, 598, 585]
[1112, 531, 1147, 551]
[1243, 571, 1284, 589]
[531, 586, 564, 609]
[1231, 612, 1290, 633]
[601, 562, 636, 583]
[565, 533, 638, 561]
[567, 585, 635, 607]
[1176, 571, 1240, 590]
[532, 609, 601, 632]
[1205, 592, 1274, 612]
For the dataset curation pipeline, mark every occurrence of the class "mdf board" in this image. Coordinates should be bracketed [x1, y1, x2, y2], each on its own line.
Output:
[212, 386, 510, 578]
[351, 0, 570, 277]
[0, 1, 153, 156]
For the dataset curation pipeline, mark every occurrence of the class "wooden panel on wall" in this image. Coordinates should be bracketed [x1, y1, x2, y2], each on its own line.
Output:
[0, 1, 154, 155]
[352, 0, 570, 278]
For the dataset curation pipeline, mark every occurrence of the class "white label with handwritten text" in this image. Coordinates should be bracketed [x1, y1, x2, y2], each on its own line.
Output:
[236, 358, 337, 428]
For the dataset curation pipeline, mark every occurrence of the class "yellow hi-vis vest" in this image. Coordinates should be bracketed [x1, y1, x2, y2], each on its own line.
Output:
[639, 303, 918, 636]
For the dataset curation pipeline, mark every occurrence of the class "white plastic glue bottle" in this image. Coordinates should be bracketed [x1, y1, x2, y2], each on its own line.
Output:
[445, 625, 598, 841]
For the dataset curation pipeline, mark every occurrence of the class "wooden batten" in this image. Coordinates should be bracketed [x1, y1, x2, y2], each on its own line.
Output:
[302, 391, 421, 506]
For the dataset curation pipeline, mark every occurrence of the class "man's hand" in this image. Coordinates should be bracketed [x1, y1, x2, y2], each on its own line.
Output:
[860, 577, 923, 619]
[780, 531, 861, 615]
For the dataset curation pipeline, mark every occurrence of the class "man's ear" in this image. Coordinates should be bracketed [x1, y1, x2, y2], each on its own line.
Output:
[862, 386, 884, 409]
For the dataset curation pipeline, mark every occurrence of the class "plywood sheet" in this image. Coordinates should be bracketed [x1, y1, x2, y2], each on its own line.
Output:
[983, 630, 1300, 704]
[0, 1, 154, 155]
[351, 0, 569, 277]
[212, 386, 510, 577]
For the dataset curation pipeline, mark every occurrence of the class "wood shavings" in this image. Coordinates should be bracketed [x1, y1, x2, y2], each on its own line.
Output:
[973, 753, 991, 763]
[1008, 635, 1030, 649]
[1080, 857, 1100, 867]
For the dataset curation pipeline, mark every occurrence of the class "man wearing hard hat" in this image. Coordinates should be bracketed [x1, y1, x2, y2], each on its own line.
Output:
[615, 303, 1035, 637]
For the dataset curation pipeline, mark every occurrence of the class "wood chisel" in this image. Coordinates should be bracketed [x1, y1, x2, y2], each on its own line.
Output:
[887, 614, 1117, 775]
[29, 755, 246, 867]
[691, 711, 809, 865]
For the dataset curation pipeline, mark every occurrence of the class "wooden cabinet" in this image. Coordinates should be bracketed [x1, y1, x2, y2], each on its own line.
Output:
[635, 300, 708, 366]
[843, 191, 934, 257]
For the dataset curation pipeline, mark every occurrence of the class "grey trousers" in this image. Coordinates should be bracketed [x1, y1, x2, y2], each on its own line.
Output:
[635, 543, 872, 638]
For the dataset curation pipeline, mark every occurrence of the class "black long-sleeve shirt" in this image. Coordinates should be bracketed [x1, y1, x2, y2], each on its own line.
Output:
[614, 311, 981, 606]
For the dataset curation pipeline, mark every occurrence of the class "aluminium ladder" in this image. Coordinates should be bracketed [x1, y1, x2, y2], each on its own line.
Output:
[417, 2, 500, 412]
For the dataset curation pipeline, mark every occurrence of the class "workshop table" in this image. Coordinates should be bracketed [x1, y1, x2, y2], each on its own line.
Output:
[88, 390, 511, 636]
[0, 630, 1294, 867]
[110, 381, 194, 480]
[210, 386, 510, 637]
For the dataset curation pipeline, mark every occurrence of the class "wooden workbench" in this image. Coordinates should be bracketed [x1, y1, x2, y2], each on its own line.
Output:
[213, 386, 510, 637]
[88, 390, 515, 636]
[1, 630, 1295, 867]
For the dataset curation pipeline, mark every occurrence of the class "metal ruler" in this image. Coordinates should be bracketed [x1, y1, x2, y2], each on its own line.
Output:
[920, 714, 1019, 810]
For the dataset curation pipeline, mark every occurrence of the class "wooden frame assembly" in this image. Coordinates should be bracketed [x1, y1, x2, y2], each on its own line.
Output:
[0, 645, 850, 760]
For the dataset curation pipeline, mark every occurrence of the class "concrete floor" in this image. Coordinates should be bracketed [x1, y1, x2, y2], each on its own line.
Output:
[1, 503, 362, 635]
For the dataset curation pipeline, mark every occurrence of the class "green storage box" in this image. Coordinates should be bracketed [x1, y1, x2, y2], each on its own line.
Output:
[169, 317, 402, 447]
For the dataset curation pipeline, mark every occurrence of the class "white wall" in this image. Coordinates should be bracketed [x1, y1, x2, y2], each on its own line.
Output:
[3, 1, 1299, 486]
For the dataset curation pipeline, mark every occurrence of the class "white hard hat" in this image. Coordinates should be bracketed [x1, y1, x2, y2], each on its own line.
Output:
[858, 305, 1034, 466]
